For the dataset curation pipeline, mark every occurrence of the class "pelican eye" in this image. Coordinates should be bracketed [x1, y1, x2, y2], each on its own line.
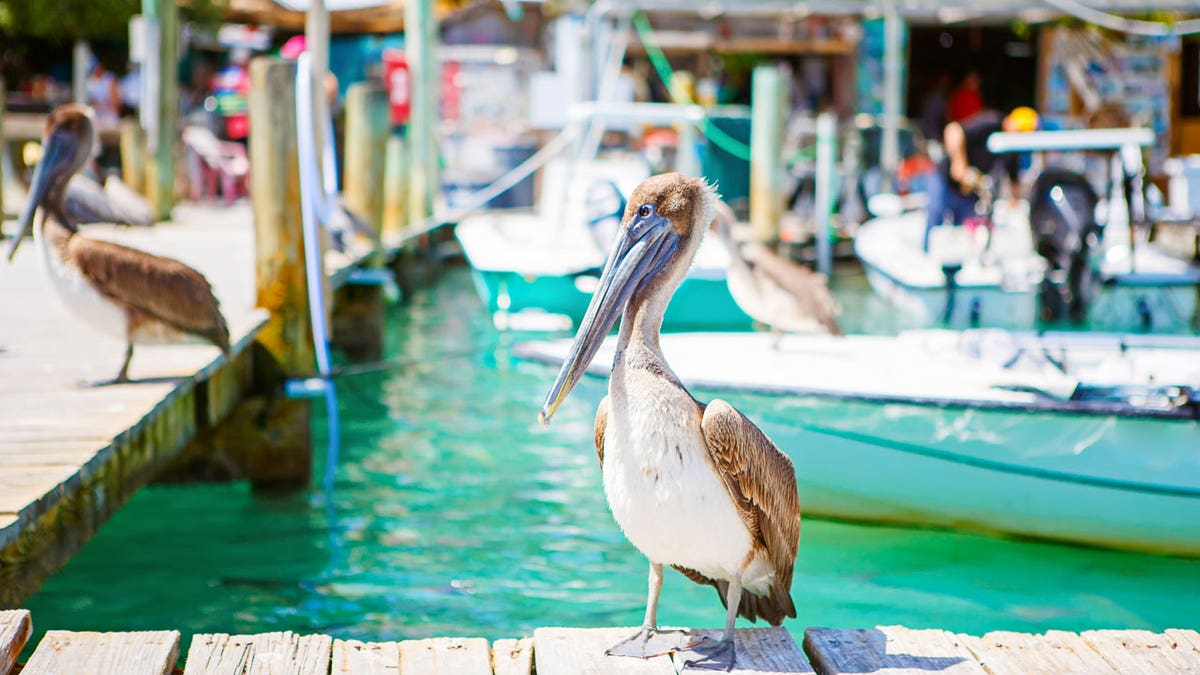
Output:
[638, 204, 652, 218]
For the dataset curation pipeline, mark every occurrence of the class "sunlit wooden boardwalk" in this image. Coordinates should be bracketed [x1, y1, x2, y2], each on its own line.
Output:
[1, 610, 1198, 674]
[0, 202, 378, 609]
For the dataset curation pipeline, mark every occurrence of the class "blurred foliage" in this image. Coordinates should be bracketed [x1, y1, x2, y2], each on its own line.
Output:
[0, 0, 226, 41]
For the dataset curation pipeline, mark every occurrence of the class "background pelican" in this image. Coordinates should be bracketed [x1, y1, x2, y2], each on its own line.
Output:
[714, 200, 842, 338]
[6, 104, 230, 384]
[539, 173, 801, 670]
[65, 170, 156, 228]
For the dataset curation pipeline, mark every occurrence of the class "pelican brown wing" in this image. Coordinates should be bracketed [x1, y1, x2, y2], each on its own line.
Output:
[69, 236, 231, 352]
[676, 399, 799, 625]
[594, 395, 610, 466]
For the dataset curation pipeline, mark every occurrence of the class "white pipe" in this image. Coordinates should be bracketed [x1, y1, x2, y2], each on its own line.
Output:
[295, 52, 341, 493]
[987, 128, 1155, 153]
[295, 52, 334, 381]
[569, 101, 707, 125]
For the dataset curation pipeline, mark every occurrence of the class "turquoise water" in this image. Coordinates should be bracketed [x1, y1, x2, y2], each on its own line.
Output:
[22, 264, 1200, 654]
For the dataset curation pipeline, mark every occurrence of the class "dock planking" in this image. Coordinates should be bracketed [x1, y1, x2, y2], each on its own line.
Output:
[21, 629, 180, 675]
[3, 621, 1199, 674]
[0, 609, 31, 673]
[0, 202, 379, 609]
[803, 625, 1200, 674]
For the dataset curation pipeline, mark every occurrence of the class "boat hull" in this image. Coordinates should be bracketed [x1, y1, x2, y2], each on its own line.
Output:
[515, 330, 1200, 554]
[471, 266, 754, 332]
[722, 392, 1200, 556]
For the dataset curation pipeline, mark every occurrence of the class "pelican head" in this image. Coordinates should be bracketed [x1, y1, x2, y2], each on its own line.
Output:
[539, 173, 716, 425]
[7, 105, 96, 261]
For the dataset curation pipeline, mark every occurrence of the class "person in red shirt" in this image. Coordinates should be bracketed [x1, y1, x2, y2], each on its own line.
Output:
[947, 71, 983, 124]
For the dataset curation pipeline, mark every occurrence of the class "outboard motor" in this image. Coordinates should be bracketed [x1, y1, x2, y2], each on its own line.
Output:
[1028, 168, 1101, 322]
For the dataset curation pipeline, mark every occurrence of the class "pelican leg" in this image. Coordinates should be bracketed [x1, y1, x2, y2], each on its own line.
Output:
[683, 575, 740, 671]
[114, 343, 134, 383]
[91, 344, 134, 387]
[606, 562, 682, 659]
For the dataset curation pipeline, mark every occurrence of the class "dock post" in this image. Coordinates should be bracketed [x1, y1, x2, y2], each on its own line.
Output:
[405, 0, 439, 226]
[0, 76, 5, 218]
[382, 134, 407, 244]
[119, 119, 146, 194]
[750, 64, 787, 244]
[336, 82, 390, 361]
[240, 56, 313, 486]
[141, 0, 178, 220]
[343, 83, 389, 234]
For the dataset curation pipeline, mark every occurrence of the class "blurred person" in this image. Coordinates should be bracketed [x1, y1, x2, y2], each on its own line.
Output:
[923, 106, 1039, 252]
[86, 57, 121, 125]
[947, 70, 983, 124]
[920, 71, 952, 142]
[119, 63, 141, 118]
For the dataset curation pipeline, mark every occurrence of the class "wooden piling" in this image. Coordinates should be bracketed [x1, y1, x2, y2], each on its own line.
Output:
[335, 82, 391, 361]
[0, 76, 5, 218]
[750, 64, 787, 244]
[119, 118, 146, 194]
[382, 134, 407, 243]
[343, 82, 390, 235]
[142, 0, 178, 220]
[245, 56, 312, 487]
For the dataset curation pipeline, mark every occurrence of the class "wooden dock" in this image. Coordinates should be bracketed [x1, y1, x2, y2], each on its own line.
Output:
[0, 202, 380, 608]
[1, 610, 1197, 674]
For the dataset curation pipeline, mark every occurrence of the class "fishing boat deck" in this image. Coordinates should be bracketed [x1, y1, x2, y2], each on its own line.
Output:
[1, 610, 1197, 674]
[0, 203, 371, 608]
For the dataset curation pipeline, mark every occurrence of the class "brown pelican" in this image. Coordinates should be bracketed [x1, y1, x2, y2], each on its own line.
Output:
[65, 170, 156, 228]
[6, 105, 230, 384]
[714, 201, 842, 338]
[539, 173, 800, 670]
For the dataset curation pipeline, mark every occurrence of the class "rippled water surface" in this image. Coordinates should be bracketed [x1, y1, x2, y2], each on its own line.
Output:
[23, 264, 1200, 652]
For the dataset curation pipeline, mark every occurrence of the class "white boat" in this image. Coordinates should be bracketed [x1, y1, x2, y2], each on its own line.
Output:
[516, 329, 1200, 555]
[855, 206, 1200, 330]
[455, 103, 753, 332]
[857, 128, 1200, 331]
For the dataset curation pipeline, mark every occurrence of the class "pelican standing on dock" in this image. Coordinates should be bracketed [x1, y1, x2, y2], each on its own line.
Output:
[6, 105, 230, 384]
[539, 173, 800, 670]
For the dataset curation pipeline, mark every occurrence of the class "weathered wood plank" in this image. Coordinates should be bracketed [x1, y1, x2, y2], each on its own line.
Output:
[491, 637, 533, 675]
[0, 609, 32, 674]
[962, 630, 1117, 674]
[182, 632, 331, 674]
[1081, 629, 1200, 673]
[674, 627, 813, 673]
[804, 626, 982, 674]
[332, 639, 400, 674]
[533, 628, 676, 675]
[22, 630, 179, 675]
[1164, 629, 1200, 656]
[398, 637, 491, 675]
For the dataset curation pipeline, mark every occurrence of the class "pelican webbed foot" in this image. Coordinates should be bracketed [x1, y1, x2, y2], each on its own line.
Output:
[682, 634, 737, 671]
[605, 626, 684, 659]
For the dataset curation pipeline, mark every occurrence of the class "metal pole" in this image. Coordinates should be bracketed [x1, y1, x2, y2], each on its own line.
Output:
[72, 40, 90, 104]
[880, 0, 903, 183]
[814, 111, 836, 277]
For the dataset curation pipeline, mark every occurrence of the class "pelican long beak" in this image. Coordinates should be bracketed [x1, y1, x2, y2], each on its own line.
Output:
[539, 209, 679, 425]
[7, 128, 73, 262]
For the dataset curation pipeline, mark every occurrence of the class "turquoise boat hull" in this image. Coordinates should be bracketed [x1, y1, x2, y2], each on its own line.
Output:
[471, 267, 755, 332]
[515, 330, 1200, 555]
[714, 392, 1200, 556]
